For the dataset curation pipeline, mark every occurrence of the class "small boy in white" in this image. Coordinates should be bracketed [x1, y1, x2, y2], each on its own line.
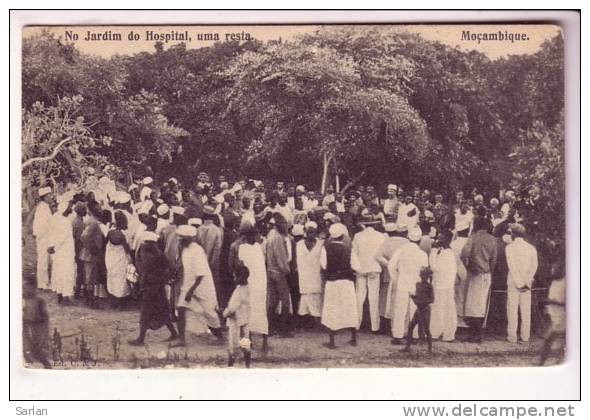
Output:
[223, 264, 252, 368]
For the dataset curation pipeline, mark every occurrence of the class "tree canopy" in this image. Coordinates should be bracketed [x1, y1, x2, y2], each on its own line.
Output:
[22, 27, 565, 234]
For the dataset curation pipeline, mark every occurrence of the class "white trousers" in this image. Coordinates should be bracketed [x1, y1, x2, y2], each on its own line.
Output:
[507, 285, 531, 342]
[36, 240, 51, 290]
[391, 289, 416, 338]
[430, 288, 457, 341]
[355, 272, 381, 331]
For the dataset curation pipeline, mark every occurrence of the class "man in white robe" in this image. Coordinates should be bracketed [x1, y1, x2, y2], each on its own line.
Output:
[47, 201, 76, 303]
[388, 227, 428, 344]
[505, 223, 538, 343]
[172, 225, 221, 347]
[351, 215, 386, 332]
[32, 187, 53, 290]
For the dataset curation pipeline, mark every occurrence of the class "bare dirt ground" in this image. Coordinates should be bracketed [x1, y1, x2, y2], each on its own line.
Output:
[27, 289, 565, 370]
[21, 232, 564, 370]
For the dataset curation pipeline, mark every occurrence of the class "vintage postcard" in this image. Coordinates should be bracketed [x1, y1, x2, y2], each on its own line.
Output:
[19, 21, 568, 372]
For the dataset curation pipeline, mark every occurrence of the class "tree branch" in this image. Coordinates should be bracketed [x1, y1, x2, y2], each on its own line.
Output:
[340, 170, 365, 194]
[22, 137, 73, 169]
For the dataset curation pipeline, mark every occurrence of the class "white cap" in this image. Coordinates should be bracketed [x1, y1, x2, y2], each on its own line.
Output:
[168, 177, 178, 184]
[296, 185, 305, 193]
[424, 210, 434, 220]
[142, 231, 160, 242]
[176, 225, 197, 237]
[156, 204, 170, 216]
[171, 206, 185, 215]
[304, 221, 318, 230]
[142, 177, 154, 185]
[490, 198, 500, 205]
[387, 184, 397, 192]
[505, 190, 516, 199]
[214, 193, 225, 204]
[329, 223, 348, 239]
[38, 186, 52, 197]
[188, 218, 203, 227]
[475, 194, 484, 201]
[291, 224, 305, 237]
[408, 227, 422, 242]
[220, 182, 229, 190]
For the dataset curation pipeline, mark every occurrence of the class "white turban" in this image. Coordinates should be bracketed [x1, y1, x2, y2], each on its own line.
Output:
[304, 221, 318, 230]
[38, 186, 52, 197]
[188, 218, 203, 227]
[156, 204, 170, 216]
[176, 225, 197, 237]
[142, 176, 154, 185]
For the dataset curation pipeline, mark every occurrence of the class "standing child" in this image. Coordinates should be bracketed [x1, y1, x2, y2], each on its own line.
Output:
[22, 276, 52, 369]
[223, 263, 252, 368]
[402, 267, 434, 353]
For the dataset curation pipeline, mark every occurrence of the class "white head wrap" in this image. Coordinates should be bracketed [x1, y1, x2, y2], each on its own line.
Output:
[38, 186, 52, 197]
[176, 225, 197, 237]
[156, 204, 170, 216]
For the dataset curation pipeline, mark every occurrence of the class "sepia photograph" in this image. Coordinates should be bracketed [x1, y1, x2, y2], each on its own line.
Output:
[17, 18, 570, 375]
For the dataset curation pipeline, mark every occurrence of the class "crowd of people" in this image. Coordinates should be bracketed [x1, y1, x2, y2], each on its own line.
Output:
[26, 170, 564, 367]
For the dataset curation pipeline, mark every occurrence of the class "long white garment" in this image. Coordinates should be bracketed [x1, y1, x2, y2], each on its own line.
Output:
[388, 242, 428, 338]
[296, 240, 324, 317]
[321, 280, 359, 330]
[47, 213, 76, 297]
[296, 240, 323, 294]
[105, 231, 131, 298]
[121, 209, 140, 248]
[450, 237, 469, 326]
[33, 201, 53, 289]
[238, 242, 268, 335]
[381, 237, 410, 319]
[178, 242, 220, 329]
[429, 248, 458, 341]
[505, 238, 538, 342]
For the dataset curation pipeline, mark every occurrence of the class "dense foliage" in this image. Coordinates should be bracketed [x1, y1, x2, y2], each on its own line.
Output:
[21, 27, 565, 238]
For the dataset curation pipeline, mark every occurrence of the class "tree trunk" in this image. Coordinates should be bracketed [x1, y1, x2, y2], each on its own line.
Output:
[320, 152, 333, 194]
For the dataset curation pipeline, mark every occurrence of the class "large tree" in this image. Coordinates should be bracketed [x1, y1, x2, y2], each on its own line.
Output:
[223, 39, 430, 191]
